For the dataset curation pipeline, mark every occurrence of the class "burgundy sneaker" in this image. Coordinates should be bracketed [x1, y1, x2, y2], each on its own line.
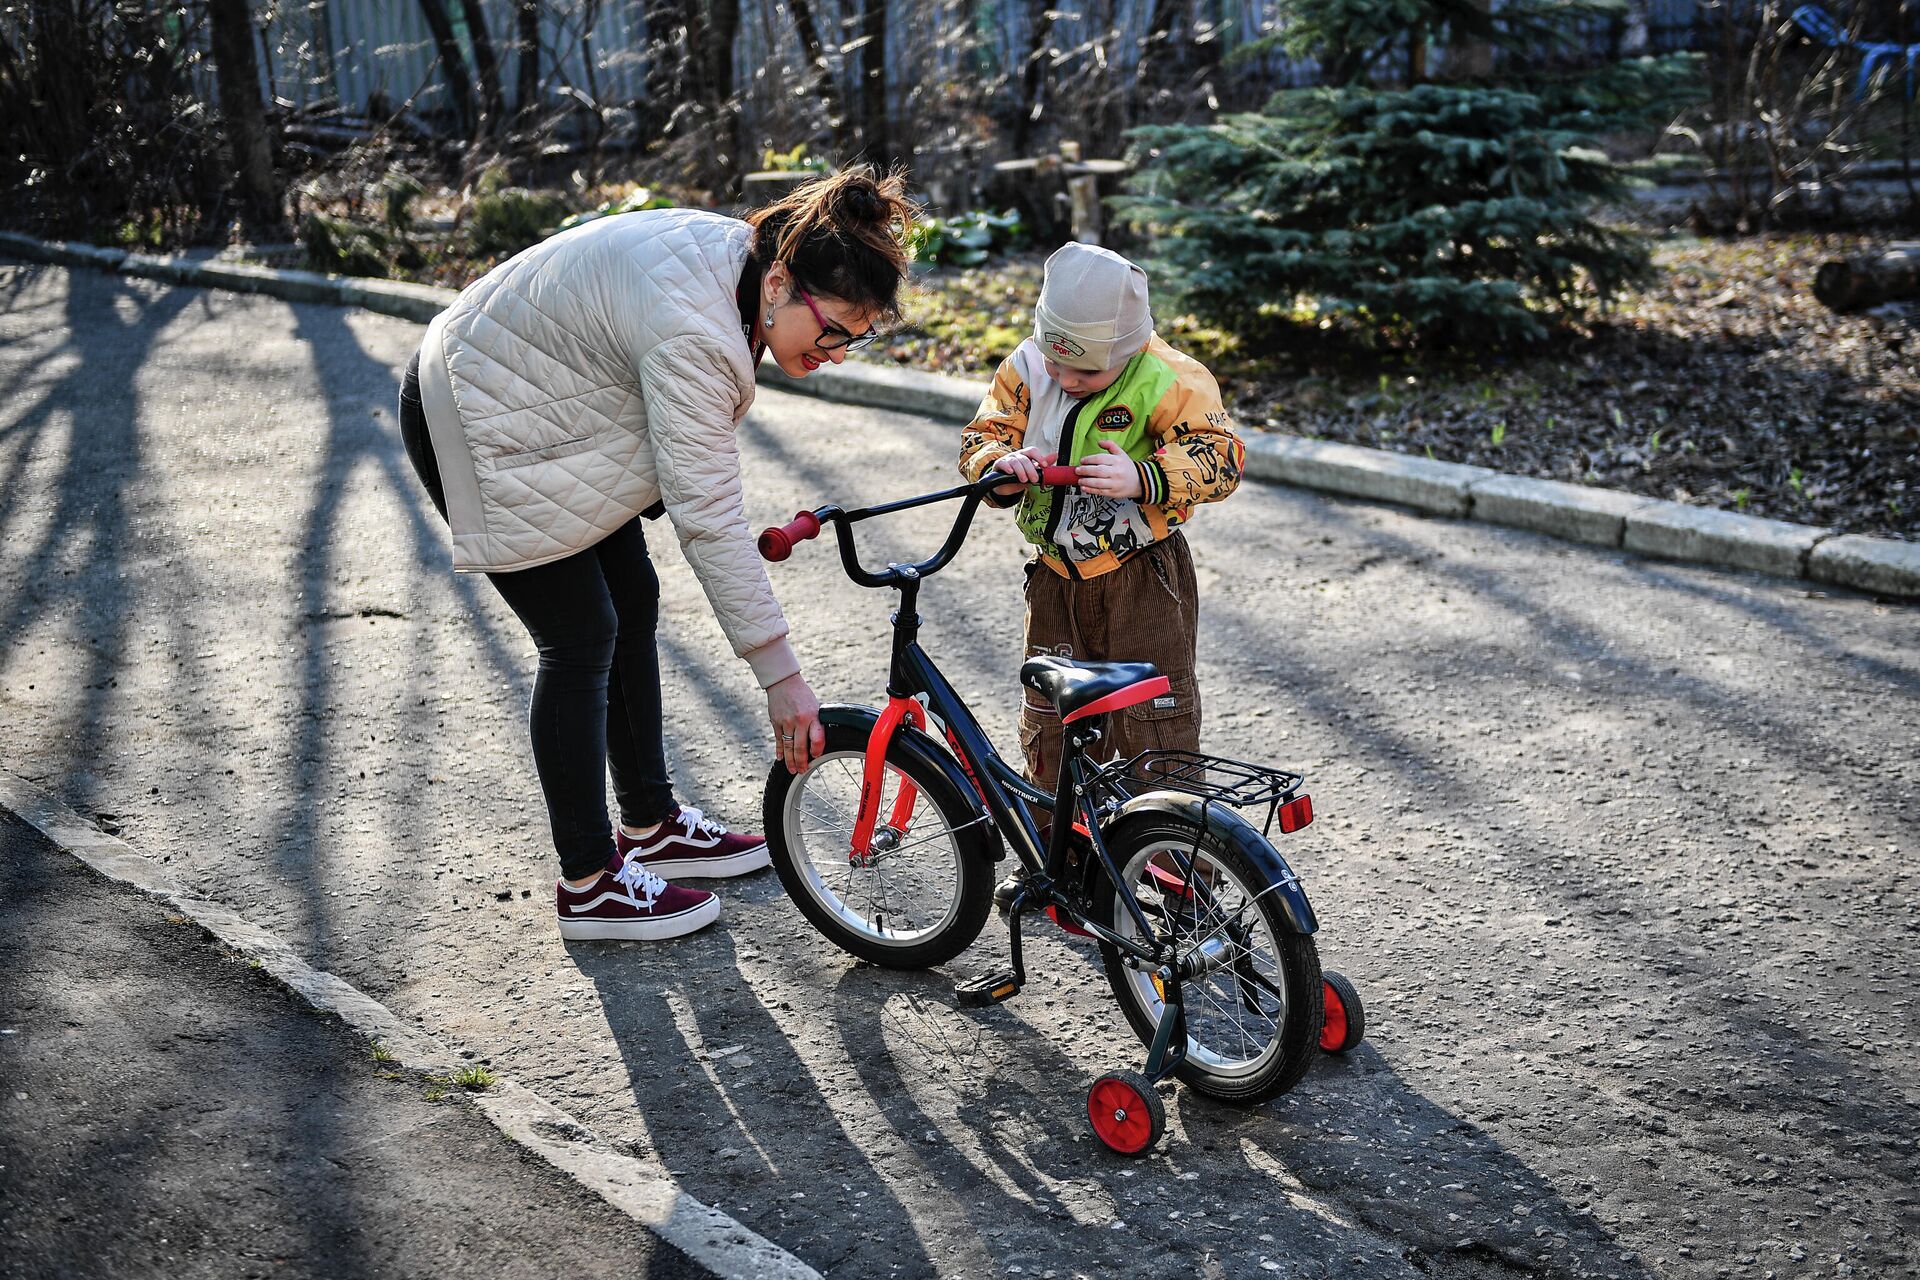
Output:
[555, 852, 720, 942]
[616, 805, 769, 879]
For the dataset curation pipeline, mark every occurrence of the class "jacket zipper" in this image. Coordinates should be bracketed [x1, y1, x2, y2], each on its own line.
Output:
[1040, 398, 1090, 581]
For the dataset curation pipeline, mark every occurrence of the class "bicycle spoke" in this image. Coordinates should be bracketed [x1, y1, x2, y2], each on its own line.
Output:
[1111, 837, 1297, 1075]
[1190, 971, 1277, 1055]
[786, 750, 964, 946]
[860, 817, 979, 864]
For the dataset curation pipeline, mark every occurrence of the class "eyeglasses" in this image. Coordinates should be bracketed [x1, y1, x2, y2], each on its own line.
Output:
[794, 286, 881, 353]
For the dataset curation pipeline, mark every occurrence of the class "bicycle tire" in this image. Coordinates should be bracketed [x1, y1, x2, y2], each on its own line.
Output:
[1093, 813, 1323, 1104]
[764, 720, 992, 968]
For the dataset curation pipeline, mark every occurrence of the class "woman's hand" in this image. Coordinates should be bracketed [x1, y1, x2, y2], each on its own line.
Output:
[1075, 441, 1144, 499]
[990, 446, 1055, 496]
[768, 671, 824, 774]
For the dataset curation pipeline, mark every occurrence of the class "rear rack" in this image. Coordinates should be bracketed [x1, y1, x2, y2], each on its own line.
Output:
[1085, 748, 1306, 836]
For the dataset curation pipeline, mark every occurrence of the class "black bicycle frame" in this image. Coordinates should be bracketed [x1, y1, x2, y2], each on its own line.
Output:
[796, 475, 1175, 963]
[897, 642, 1167, 959]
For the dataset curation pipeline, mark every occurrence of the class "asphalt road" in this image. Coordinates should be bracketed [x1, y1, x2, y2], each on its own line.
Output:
[0, 810, 711, 1280]
[2, 260, 1916, 1280]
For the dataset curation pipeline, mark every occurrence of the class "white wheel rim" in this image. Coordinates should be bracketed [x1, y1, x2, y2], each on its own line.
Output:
[1111, 838, 1292, 1079]
[782, 749, 966, 949]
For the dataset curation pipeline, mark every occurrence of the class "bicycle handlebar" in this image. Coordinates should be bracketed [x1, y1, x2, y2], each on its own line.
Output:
[756, 469, 1080, 587]
[756, 510, 822, 562]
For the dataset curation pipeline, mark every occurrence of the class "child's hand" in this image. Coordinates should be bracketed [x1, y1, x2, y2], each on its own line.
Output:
[1075, 441, 1144, 500]
[991, 447, 1055, 495]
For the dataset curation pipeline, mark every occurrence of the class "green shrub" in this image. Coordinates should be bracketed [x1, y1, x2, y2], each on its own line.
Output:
[302, 211, 392, 278]
[556, 187, 676, 233]
[465, 165, 571, 258]
[380, 171, 426, 235]
[910, 209, 1028, 268]
[761, 143, 829, 173]
[1121, 0, 1704, 346]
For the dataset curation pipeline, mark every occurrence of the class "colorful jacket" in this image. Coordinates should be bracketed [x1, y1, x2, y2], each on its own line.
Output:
[958, 335, 1244, 578]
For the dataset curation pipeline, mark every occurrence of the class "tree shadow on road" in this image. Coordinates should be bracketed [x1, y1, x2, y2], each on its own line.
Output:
[0, 269, 406, 1275]
[570, 926, 942, 1278]
[1189, 490, 1920, 1265]
[280, 302, 528, 971]
[823, 958, 1657, 1280]
[566, 904, 1652, 1280]
[0, 268, 192, 820]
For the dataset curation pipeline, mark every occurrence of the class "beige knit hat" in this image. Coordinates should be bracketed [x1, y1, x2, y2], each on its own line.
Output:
[1032, 243, 1152, 372]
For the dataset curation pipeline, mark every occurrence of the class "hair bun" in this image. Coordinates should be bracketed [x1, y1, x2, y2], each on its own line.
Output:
[837, 179, 884, 225]
[744, 164, 918, 318]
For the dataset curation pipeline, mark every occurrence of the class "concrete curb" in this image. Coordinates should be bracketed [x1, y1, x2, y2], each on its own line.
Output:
[0, 768, 821, 1280]
[3, 231, 1913, 600]
[1241, 434, 1499, 519]
[771, 358, 1917, 599]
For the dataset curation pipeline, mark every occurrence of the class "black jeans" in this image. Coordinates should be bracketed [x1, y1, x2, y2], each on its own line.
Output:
[399, 355, 675, 880]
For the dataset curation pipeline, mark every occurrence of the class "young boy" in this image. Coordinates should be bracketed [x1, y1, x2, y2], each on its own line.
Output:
[958, 242, 1244, 791]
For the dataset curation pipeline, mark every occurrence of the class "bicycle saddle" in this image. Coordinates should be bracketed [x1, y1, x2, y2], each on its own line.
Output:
[1020, 655, 1171, 724]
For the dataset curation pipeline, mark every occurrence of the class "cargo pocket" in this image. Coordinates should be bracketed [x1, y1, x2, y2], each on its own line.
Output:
[1018, 703, 1058, 788]
[1117, 669, 1201, 763]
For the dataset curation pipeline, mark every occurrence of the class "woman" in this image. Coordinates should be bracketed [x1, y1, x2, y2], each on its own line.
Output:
[397, 168, 917, 942]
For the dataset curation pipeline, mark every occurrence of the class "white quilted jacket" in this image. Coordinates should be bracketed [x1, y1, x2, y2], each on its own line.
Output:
[415, 208, 797, 688]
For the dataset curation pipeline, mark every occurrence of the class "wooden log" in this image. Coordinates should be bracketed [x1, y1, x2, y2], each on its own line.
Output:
[740, 171, 823, 205]
[994, 147, 1131, 245]
[1068, 174, 1103, 245]
[1813, 246, 1920, 313]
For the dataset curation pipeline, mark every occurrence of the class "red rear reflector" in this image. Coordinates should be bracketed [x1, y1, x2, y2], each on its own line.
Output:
[1278, 794, 1313, 833]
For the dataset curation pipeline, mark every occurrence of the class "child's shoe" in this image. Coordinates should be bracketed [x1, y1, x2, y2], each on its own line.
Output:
[556, 852, 719, 941]
[616, 805, 769, 879]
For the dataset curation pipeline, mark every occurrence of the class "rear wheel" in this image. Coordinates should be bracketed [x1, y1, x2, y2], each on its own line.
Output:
[1094, 816, 1322, 1104]
[764, 720, 991, 968]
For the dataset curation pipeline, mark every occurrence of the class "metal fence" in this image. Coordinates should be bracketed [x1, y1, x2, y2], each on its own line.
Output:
[254, 2, 650, 115]
[249, 0, 1721, 128]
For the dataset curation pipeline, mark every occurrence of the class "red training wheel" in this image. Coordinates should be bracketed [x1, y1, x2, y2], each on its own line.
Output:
[1319, 970, 1366, 1054]
[1087, 1070, 1165, 1155]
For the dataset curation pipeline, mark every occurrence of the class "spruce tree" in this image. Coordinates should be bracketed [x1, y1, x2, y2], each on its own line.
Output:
[1118, 0, 1702, 345]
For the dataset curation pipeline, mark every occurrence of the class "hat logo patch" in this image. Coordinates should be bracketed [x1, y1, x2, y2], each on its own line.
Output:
[1043, 331, 1087, 359]
[1096, 406, 1134, 431]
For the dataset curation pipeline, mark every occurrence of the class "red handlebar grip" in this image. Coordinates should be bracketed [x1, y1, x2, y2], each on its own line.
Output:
[757, 510, 822, 562]
[1037, 465, 1081, 487]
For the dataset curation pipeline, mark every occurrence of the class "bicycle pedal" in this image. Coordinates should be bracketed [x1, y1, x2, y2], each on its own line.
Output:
[954, 970, 1022, 1007]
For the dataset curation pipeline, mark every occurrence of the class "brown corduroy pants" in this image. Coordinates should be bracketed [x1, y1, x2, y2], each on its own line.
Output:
[1019, 532, 1203, 787]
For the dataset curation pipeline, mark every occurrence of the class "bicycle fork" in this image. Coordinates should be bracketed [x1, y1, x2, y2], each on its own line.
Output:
[850, 695, 928, 865]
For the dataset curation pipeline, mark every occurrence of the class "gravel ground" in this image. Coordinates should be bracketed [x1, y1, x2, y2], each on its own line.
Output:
[1, 260, 1917, 1279]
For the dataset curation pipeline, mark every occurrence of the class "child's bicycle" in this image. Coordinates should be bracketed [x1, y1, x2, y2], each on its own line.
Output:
[756, 469, 1365, 1154]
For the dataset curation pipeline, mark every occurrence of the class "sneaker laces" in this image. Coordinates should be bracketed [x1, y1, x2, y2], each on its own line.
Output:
[676, 805, 728, 838]
[613, 856, 668, 908]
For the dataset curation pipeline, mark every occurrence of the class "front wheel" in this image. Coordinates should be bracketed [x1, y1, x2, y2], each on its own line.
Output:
[1093, 815, 1323, 1104]
[764, 719, 992, 968]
